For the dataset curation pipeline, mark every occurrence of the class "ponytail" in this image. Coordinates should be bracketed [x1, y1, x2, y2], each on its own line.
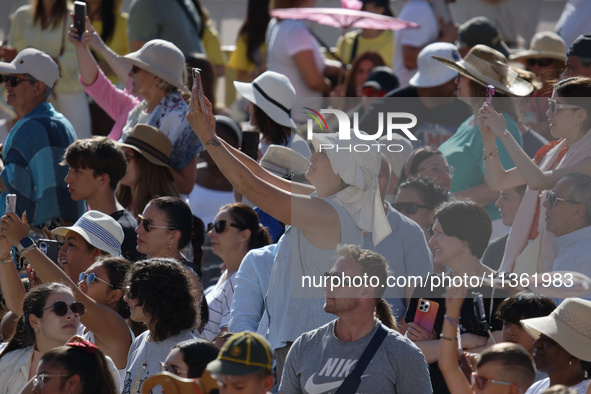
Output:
[375, 299, 398, 331]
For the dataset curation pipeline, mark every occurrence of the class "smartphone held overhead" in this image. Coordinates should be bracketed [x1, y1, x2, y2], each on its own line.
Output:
[73, 1, 87, 40]
[192, 67, 207, 110]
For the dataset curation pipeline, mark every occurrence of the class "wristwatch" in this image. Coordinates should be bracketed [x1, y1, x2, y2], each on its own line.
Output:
[17, 236, 34, 253]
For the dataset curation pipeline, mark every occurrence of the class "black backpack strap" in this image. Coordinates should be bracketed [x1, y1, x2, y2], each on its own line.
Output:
[335, 325, 388, 394]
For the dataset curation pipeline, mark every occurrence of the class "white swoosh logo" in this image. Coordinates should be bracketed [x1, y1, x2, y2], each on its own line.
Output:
[303, 373, 370, 393]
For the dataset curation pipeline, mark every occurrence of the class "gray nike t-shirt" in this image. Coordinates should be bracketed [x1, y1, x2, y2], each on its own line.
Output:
[280, 319, 432, 394]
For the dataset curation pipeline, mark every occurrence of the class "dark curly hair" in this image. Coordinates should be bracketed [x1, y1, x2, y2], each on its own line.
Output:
[126, 259, 199, 341]
[495, 291, 556, 325]
[0, 283, 72, 358]
[397, 176, 450, 209]
[41, 342, 118, 394]
[434, 199, 492, 259]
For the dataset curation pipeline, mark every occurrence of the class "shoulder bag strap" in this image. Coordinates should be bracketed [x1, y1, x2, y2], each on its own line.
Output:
[335, 325, 388, 394]
[349, 31, 362, 64]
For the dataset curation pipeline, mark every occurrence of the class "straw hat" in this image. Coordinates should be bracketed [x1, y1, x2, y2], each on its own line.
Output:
[121, 39, 189, 94]
[510, 32, 566, 62]
[433, 44, 533, 96]
[119, 124, 174, 177]
[520, 298, 591, 362]
[234, 71, 296, 129]
[53, 211, 123, 256]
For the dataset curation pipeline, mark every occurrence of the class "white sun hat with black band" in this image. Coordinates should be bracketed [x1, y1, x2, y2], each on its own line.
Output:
[53, 211, 124, 257]
[234, 71, 296, 129]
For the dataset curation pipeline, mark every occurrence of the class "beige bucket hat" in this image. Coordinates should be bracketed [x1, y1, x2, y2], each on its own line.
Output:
[121, 39, 189, 94]
[510, 31, 566, 62]
[433, 44, 533, 97]
[119, 124, 174, 177]
[521, 298, 591, 362]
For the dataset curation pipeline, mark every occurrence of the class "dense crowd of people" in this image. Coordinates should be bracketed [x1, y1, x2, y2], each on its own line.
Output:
[0, 0, 590, 393]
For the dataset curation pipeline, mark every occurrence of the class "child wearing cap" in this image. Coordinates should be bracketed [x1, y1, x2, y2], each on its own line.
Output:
[206, 332, 274, 394]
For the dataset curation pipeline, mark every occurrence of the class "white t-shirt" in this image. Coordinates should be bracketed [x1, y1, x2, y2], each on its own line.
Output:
[200, 271, 237, 341]
[266, 18, 325, 123]
[393, 0, 439, 87]
[525, 377, 589, 394]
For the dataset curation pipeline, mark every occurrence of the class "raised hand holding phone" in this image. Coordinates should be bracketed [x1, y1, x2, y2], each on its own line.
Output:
[73, 1, 87, 41]
[192, 68, 207, 111]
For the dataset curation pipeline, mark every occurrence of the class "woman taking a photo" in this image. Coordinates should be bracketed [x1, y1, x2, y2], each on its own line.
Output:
[188, 78, 389, 381]
[200, 203, 270, 341]
[477, 76, 591, 273]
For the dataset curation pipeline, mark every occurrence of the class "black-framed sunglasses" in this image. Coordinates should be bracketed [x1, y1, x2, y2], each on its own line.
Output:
[3, 75, 33, 88]
[547, 98, 582, 115]
[207, 220, 242, 234]
[392, 202, 433, 215]
[526, 58, 553, 68]
[41, 301, 85, 317]
[78, 271, 114, 288]
[545, 191, 581, 207]
[138, 214, 173, 232]
[159, 362, 189, 376]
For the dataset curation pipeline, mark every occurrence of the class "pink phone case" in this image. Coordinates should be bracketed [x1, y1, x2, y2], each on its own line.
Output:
[414, 298, 440, 333]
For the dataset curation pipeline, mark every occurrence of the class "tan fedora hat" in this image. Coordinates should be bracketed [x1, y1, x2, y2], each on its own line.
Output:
[433, 44, 533, 97]
[121, 39, 189, 94]
[521, 298, 591, 362]
[119, 124, 174, 177]
[510, 31, 566, 62]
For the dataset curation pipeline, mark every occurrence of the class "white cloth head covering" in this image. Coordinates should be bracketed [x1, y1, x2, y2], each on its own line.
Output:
[311, 132, 391, 245]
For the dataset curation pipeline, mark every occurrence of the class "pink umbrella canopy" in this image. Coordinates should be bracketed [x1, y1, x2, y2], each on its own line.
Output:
[270, 7, 419, 32]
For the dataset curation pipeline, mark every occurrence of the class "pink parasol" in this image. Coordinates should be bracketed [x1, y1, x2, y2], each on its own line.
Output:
[270, 7, 419, 32]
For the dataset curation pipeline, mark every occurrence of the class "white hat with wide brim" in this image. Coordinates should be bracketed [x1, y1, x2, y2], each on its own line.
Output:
[433, 44, 533, 97]
[120, 39, 189, 94]
[234, 71, 296, 129]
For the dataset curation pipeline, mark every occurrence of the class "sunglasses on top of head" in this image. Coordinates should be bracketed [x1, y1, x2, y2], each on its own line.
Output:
[547, 98, 582, 115]
[207, 220, 242, 234]
[40, 301, 85, 317]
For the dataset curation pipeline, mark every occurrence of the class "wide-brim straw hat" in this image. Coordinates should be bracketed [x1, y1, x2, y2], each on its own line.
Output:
[433, 44, 533, 97]
[121, 39, 189, 94]
[521, 298, 591, 362]
[510, 31, 566, 62]
[119, 124, 174, 177]
[234, 71, 296, 129]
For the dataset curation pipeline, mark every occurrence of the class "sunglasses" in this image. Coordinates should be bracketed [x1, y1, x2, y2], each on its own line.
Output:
[3, 75, 33, 88]
[392, 202, 433, 215]
[207, 220, 241, 234]
[526, 58, 554, 68]
[545, 191, 581, 207]
[160, 362, 188, 376]
[78, 271, 114, 288]
[32, 373, 71, 390]
[362, 86, 386, 98]
[138, 215, 172, 232]
[470, 373, 516, 391]
[41, 301, 85, 317]
[417, 164, 455, 177]
[547, 98, 582, 115]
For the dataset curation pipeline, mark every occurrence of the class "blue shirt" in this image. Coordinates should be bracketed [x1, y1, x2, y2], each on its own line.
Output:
[0, 102, 85, 225]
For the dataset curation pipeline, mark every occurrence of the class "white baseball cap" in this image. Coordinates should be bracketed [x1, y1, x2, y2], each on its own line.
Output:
[0, 48, 60, 87]
[52, 211, 124, 256]
[410, 43, 460, 88]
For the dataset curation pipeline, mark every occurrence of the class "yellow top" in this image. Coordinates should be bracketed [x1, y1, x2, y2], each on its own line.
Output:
[335, 29, 395, 68]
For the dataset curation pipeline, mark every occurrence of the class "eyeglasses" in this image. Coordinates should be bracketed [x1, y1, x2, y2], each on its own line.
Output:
[545, 191, 581, 207]
[41, 301, 85, 317]
[392, 202, 433, 215]
[526, 58, 554, 68]
[32, 373, 70, 390]
[3, 75, 33, 88]
[159, 362, 189, 376]
[417, 164, 455, 177]
[547, 98, 582, 115]
[138, 215, 173, 232]
[78, 271, 114, 288]
[471, 373, 517, 391]
[207, 220, 242, 234]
